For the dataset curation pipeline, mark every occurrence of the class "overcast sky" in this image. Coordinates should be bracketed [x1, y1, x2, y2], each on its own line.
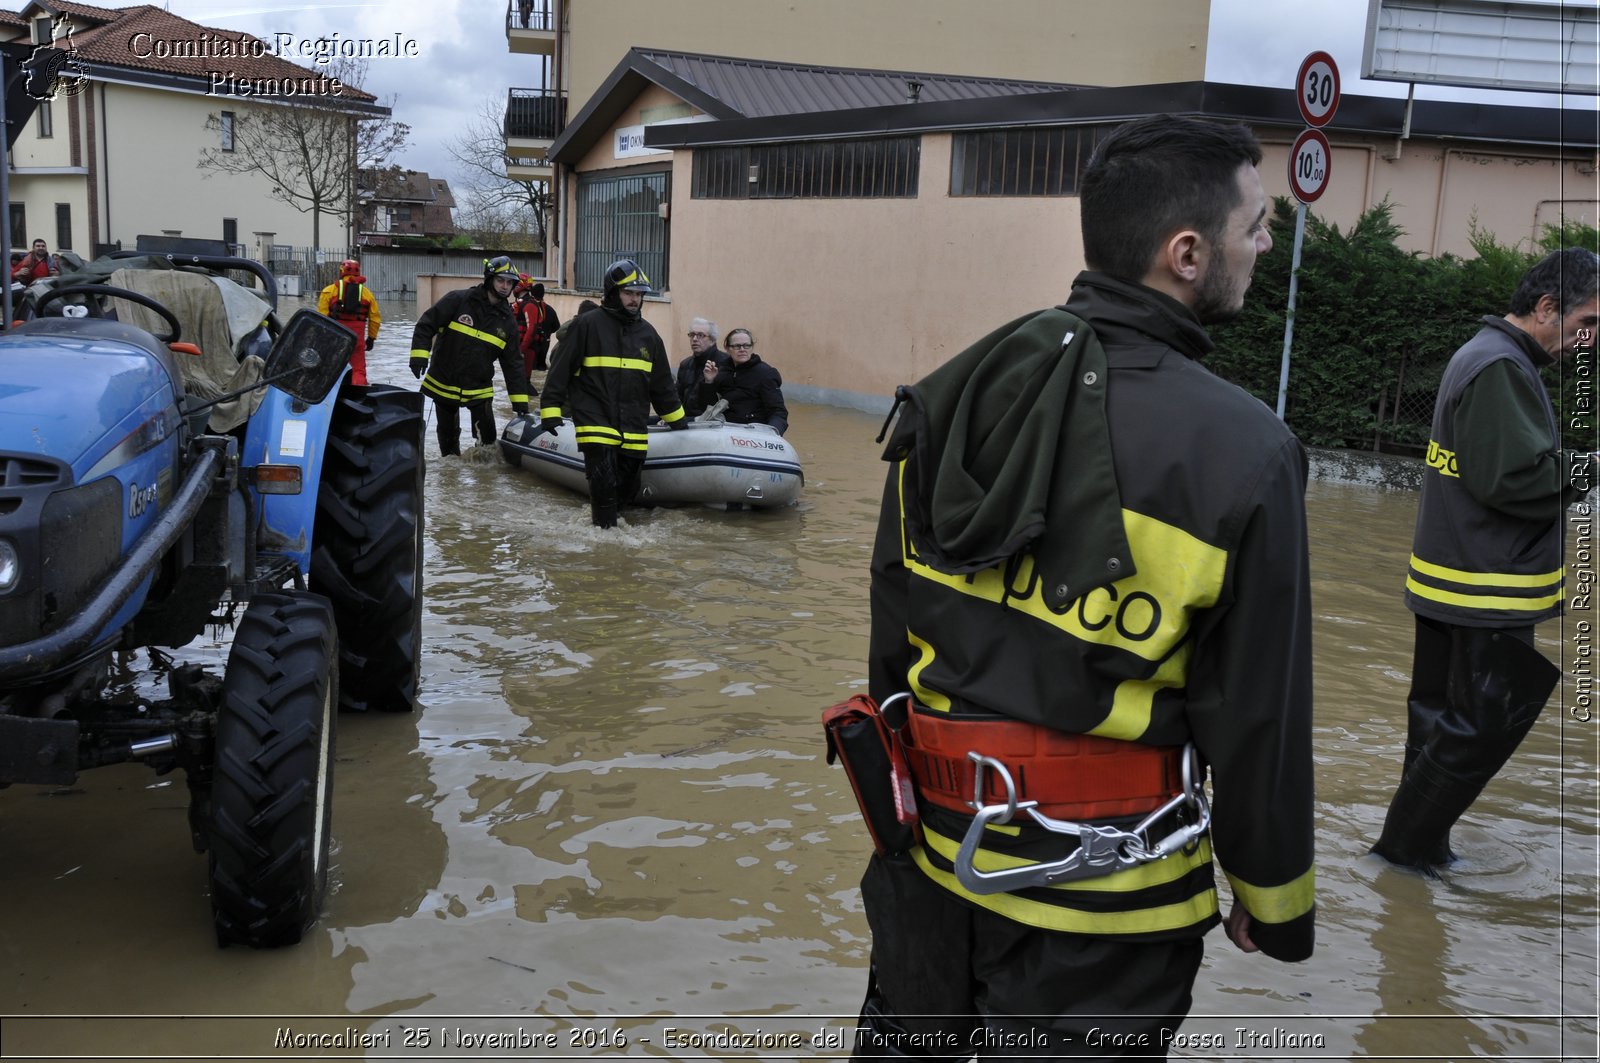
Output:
[150, 0, 1597, 190]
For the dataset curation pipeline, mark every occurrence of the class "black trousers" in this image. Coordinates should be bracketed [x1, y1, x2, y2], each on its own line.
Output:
[434, 398, 495, 456]
[1373, 615, 1559, 869]
[580, 444, 643, 528]
[854, 852, 1203, 1060]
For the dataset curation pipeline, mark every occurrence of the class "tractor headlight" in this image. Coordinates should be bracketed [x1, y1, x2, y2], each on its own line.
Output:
[0, 538, 18, 593]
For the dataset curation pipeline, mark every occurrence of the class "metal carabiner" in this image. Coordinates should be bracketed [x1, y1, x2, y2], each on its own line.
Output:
[952, 741, 1213, 896]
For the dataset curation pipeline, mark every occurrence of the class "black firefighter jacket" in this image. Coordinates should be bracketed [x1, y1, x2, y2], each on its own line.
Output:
[869, 271, 1315, 961]
[410, 284, 531, 408]
[541, 305, 685, 449]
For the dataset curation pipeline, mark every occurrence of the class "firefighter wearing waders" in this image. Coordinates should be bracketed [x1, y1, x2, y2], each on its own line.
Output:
[1373, 247, 1600, 874]
[317, 259, 381, 385]
[409, 256, 532, 457]
[537, 259, 686, 528]
[852, 116, 1315, 1059]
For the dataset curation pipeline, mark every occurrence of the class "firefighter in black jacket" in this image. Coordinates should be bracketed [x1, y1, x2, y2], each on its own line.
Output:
[409, 256, 534, 457]
[855, 116, 1314, 1058]
[1373, 248, 1600, 872]
[539, 259, 687, 528]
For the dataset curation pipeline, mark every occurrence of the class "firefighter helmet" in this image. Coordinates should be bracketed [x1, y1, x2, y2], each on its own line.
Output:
[603, 259, 652, 295]
[484, 256, 517, 284]
[339, 258, 361, 278]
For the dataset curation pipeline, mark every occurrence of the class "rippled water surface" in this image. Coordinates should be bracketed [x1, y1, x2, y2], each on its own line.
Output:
[2, 327, 1595, 1060]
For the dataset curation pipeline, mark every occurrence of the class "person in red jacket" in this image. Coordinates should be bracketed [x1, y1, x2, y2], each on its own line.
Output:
[317, 258, 381, 385]
[11, 238, 56, 283]
[518, 281, 561, 377]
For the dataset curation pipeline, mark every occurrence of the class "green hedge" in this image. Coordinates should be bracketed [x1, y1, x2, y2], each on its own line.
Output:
[1206, 198, 1598, 452]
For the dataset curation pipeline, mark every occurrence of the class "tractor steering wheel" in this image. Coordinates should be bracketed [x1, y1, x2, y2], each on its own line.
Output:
[33, 284, 182, 343]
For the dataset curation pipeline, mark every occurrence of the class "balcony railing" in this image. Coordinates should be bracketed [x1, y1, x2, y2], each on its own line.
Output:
[505, 87, 567, 141]
[506, 0, 555, 33]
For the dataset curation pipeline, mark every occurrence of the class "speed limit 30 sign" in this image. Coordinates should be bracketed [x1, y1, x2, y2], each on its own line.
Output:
[1288, 127, 1331, 204]
[1296, 50, 1340, 128]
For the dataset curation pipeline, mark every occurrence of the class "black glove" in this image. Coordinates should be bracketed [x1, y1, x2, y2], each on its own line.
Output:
[365, 336, 376, 351]
[410, 360, 425, 380]
[512, 402, 528, 415]
[667, 418, 688, 431]
[532, 415, 563, 439]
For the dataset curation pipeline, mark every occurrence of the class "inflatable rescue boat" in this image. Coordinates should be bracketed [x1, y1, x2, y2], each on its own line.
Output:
[500, 414, 803, 509]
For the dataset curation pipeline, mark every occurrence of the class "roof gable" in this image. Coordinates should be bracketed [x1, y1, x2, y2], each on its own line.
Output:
[8, 1, 379, 105]
[550, 46, 1074, 163]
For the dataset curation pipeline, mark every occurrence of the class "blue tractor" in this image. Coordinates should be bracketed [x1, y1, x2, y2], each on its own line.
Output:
[0, 254, 425, 947]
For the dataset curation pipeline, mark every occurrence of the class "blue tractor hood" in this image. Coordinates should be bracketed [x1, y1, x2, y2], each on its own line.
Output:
[0, 319, 182, 477]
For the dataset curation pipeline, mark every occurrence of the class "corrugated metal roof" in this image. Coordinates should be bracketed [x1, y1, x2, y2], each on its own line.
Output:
[635, 48, 1077, 118]
[550, 45, 1080, 162]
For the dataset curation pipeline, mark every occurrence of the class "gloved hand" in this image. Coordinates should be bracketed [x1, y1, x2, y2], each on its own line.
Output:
[410, 360, 425, 380]
[541, 415, 563, 431]
[365, 336, 376, 351]
[512, 402, 528, 415]
[667, 418, 688, 431]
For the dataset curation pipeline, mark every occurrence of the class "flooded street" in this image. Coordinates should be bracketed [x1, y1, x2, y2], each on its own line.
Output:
[2, 327, 1595, 1061]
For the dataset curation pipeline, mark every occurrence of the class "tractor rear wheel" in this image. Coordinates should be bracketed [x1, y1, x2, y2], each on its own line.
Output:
[209, 591, 337, 948]
[310, 384, 424, 713]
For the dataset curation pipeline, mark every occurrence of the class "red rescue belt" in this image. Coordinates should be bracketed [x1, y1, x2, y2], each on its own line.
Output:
[903, 710, 1183, 821]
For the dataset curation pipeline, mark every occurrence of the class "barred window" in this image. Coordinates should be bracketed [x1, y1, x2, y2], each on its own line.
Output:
[574, 169, 669, 293]
[693, 136, 920, 199]
[949, 126, 1112, 197]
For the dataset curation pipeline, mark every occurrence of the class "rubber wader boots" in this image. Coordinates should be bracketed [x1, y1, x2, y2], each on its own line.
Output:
[1372, 626, 1559, 872]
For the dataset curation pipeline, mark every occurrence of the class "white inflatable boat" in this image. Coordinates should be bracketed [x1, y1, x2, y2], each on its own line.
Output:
[500, 414, 804, 509]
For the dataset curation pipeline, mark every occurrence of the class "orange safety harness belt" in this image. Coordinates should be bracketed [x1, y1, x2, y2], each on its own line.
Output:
[901, 710, 1184, 821]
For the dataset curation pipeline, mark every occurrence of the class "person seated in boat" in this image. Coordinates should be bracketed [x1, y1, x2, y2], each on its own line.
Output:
[699, 327, 788, 435]
[676, 316, 731, 418]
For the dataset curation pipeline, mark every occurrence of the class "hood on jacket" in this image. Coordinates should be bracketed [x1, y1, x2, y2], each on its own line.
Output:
[881, 305, 1133, 612]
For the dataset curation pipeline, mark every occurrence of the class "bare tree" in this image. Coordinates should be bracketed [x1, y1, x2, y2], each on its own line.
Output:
[197, 56, 410, 251]
[447, 97, 548, 252]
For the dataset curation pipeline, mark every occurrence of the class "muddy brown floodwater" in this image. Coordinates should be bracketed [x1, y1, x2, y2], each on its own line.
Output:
[2, 326, 1595, 1061]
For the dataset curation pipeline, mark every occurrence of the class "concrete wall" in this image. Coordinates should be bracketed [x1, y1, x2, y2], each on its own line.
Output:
[564, 0, 1213, 108]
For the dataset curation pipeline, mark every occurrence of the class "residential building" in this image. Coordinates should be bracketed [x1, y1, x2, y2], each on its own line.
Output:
[357, 168, 456, 246]
[1, 1, 391, 260]
[508, 2, 1600, 411]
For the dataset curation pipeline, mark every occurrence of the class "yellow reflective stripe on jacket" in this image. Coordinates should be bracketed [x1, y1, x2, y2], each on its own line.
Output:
[446, 320, 507, 349]
[538, 406, 563, 419]
[409, 350, 430, 361]
[1223, 865, 1315, 925]
[659, 406, 686, 424]
[1404, 576, 1565, 613]
[897, 462, 1227, 666]
[912, 833, 1218, 935]
[581, 355, 653, 372]
[1409, 553, 1564, 589]
[508, 393, 530, 405]
[575, 424, 622, 447]
[422, 378, 495, 403]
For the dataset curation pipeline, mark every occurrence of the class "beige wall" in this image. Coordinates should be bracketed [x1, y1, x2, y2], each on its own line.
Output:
[564, 0, 1212, 107]
[1258, 137, 1598, 259]
[554, 85, 1600, 410]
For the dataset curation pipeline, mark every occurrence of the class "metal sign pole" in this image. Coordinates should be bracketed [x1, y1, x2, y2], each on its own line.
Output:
[1276, 202, 1308, 419]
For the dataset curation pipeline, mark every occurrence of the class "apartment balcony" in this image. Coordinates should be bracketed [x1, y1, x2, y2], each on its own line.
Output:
[506, 0, 556, 55]
[504, 87, 566, 154]
[506, 153, 554, 182]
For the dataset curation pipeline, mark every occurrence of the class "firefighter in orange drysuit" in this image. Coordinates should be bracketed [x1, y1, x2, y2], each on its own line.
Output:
[318, 258, 382, 385]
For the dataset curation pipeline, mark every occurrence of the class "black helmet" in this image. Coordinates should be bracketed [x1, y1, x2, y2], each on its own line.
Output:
[603, 259, 652, 296]
[484, 255, 517, 284]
